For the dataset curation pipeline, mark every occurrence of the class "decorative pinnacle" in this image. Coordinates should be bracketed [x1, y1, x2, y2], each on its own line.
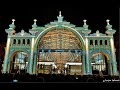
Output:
[57, 11, 63, 22]
[12, 19, 15, 24]
[32, 19, 37, 29]
[9, 19, 15, 29]
[59, 11, 62, 17]
[21, 29, 24, 36]
[83, 19, 87, 25]
[83, 19, 89, 30]
[34, 19, 37, 24]
[96, 30, 100, 34]
[106, 19, 110, 25]
[106, 19, 113, 30]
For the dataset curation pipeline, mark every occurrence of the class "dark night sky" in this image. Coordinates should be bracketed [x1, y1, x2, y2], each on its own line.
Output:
[0, 0, 118, 40]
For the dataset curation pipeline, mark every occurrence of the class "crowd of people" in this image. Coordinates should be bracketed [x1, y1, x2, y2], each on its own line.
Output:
[0, 72, 119, 83]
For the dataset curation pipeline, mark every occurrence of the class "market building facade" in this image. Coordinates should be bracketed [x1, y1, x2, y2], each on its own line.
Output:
[2, 12, 118, 76]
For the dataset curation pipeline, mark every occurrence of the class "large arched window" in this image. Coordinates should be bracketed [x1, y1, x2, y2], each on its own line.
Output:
[37, 28, 83, 75]
[91, 53, 108, 75]
[11, 51, 28, 73]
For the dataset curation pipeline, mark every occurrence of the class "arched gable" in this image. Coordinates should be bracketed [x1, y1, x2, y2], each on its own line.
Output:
[34, 25, 85, 49]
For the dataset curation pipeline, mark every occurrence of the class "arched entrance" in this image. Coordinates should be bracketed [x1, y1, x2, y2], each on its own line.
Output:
[36, 28, 83, 75]
[91, 52, 110, 75]
[10, 51, 28, 74]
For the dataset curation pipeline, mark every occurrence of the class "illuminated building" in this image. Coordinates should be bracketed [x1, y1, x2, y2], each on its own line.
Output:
[2, 11, 118, 76]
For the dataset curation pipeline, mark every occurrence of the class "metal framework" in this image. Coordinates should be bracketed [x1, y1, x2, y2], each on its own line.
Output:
[2, 12, 118, 76]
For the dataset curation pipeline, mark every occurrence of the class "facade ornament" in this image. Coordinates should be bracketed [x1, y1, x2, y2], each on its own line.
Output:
[106, 19, 112, 30]
[9, 19, 15, 29]
[57, 11, 63, 22]
[96, 30, 100, 36]
[83, 19, 88, 30]
[59, 11, 62, 17]
[12, 19, 15, 24]
[21, 29, 24, 36]
[32, 19, 37, 29]
[83, 19, 87, 25]
[34, 19, 37, 24]
[106, 19, 110, 25]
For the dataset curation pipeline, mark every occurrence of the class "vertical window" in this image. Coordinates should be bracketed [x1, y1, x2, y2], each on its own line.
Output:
[90, 40, 93, 45]
[27, 39, 30, 44]
[13, 39, 16, 44]
[105, 40, 107, 45]
[95, 40, 98, 45]
[100, 40, 102, 45]
[23, 39, 25, 45]
[18, 39, 21, 44]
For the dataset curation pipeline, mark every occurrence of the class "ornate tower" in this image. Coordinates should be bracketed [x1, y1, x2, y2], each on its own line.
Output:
[2, 19, 16, 73]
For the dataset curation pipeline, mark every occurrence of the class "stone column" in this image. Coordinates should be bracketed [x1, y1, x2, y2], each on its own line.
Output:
[82, 19, 92, 75]
[16, 39, 18, 46]
[25, 39, 27, 45]
[28, 19, 38, 74]
[85, 38, 92, 75]
[98, 39, 100, 46]
[28, 38, 35, 74]
[2, 38, 11, 73]
[26, 55, 30, 73]
[108, 61, 113, 76]
[33, 52, 37, 74]
[7, 57, 11, 73]
[82, 51, 86, 75]
[110, 38, 118, 75]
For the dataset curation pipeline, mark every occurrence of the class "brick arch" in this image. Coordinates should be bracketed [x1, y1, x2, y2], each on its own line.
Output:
[9, 49, 30, 61]
[90, 50, 111, 62]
